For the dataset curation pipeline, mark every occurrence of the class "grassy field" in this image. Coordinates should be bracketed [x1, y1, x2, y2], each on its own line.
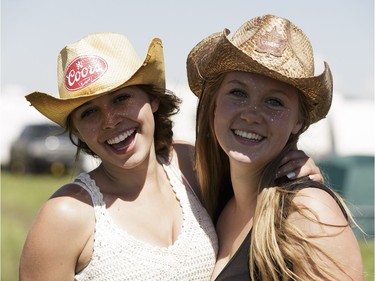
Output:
[1, 171, 77, 281]
[2, 171, 374, 280]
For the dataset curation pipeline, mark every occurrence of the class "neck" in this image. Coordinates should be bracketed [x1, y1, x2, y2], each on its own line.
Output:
[91, 149, 164, 197]
[229, 160, 261, 212]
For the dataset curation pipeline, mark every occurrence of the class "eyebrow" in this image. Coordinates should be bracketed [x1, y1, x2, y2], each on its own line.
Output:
[76, 100, 93, 110]
[226, 78, 294, 97]
[226, 79, 247, 86]
[76, 91, 120, 110]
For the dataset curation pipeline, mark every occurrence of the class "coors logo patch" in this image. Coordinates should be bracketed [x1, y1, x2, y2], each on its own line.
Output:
[65, 56, 108, 91]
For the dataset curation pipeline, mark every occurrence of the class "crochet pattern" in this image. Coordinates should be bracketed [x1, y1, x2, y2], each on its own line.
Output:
[74, 157, 218, 281]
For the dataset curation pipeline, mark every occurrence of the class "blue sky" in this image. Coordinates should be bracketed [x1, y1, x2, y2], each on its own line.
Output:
[1, 0, 374, 99]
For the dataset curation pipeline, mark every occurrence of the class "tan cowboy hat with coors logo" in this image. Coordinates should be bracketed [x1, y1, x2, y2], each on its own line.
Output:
[187, 14, 333, 124]
[26, 32, 165, 127]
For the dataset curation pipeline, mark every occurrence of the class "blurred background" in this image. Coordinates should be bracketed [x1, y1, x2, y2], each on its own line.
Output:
[1, 0, 374, 280]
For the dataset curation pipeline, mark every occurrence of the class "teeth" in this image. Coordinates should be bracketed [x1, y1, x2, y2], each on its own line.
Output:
[107, 129, 136, 145]
[234, 130, 263, 141]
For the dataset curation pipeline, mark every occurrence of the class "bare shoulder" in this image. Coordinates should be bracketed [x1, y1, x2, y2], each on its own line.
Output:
[19, 182, 95, 280]
[50, 182, 93, 209]
[172, 140, 195, 157]
[288, 187, 364, 280]
[46, 182, 94, 223]
[25, 181, 95, 240]
[172, 141, 196, 176]
[290, 187, 347, 225]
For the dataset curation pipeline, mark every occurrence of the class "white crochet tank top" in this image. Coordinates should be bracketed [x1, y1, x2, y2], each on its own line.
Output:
[74, 157, 218, 281]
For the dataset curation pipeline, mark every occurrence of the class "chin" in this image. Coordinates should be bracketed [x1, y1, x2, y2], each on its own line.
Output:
[229, 151, 255, 163]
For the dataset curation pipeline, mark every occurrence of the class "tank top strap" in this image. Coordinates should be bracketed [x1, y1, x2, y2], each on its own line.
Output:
[74, 173, 106, 207]
[286, 180, 348, 220]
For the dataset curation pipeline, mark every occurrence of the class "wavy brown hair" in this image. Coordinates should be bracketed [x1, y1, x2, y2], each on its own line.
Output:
[195, 73, 355, 280]
[66, 85, 181, 162]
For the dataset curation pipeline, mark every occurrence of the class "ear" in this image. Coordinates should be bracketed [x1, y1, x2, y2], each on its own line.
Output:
[151, 97, 160, 113]
[292, 120, 303, 135]
[71, 127, 83, 142]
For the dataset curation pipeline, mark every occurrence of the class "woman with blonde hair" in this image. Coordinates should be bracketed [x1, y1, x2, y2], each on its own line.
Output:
[187, 14, 363, 280]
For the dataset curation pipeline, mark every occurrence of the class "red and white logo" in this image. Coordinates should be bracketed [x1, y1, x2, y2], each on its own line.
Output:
[64, 56, 108, 91]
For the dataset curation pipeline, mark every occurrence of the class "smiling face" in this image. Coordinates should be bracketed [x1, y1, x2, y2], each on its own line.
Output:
[213, 72, 302, 169]
[70, 86, 159, 169]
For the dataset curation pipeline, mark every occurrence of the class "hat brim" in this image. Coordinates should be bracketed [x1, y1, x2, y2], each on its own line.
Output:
[26, 38, 165, 127]
[187, 30, 333, 124]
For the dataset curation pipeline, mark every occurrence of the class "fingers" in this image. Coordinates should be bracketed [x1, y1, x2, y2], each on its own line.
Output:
[308, 173, 324, 184]
[277, 150, 324, 184]
[279, 149, 307, 167]
[277, 157, 308, 179]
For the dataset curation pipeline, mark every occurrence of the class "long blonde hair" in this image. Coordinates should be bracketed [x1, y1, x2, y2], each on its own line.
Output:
[195, 73, 355, 280]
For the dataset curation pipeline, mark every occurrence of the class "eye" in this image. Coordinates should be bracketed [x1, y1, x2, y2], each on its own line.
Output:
[266, 97, 284, 107]
[229, 89, 248, 98]
[113, 93, 131, 103]
[80, 107, 97, 119]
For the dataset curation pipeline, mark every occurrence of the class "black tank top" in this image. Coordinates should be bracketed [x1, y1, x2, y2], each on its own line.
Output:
[215, 230, 252, 280]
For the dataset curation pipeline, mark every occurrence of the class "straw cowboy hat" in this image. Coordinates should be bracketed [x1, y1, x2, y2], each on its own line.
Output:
[26, 32, 165, 127]
[187, 14, 333, 124]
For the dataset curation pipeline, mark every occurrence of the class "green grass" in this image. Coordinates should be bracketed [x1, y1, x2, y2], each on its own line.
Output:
[362, 239, 375, 281]
[1, 171, 77, 281]
[1, 171, 374, 280]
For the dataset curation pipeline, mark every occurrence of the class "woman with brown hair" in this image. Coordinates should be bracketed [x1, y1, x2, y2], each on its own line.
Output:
[19, 32, 219, 281]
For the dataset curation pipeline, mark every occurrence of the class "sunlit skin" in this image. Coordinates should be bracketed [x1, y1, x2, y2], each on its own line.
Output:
[211, 72, 363, 281]
[69, 86, 185, 252]
[19, 86, 188, 280]
[212, 71, 306, 279]
[214, 71, 302, 176]
[19, 83, 326, 281]
[71, 86, 160, 172]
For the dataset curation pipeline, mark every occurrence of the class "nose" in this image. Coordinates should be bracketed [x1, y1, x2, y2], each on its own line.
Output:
[240, 104, 263, 123]
[101, 105, 122, 129]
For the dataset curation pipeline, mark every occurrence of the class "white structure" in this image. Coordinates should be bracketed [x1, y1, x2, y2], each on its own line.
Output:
[1, 83, 374, 168]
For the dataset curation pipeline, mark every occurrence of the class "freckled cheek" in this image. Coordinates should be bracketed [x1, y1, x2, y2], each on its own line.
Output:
[112, 98, 138, 117]
[214, 104, 230, 127]
[136, 104, 154, 121]
[124, 99, 135, 111]
[265, 111, 291, 126]
[216, 100, 239, 117]
[267, 112, 299, 140]
[213, 107, 227, 138]
[122, 100, 148, 118]
[76, 126, 100, 143]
